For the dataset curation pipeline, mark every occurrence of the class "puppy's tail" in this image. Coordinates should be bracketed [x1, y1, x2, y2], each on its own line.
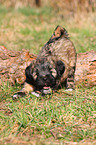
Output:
[53, 25, 69, 39]
[45, 25, 69, 45]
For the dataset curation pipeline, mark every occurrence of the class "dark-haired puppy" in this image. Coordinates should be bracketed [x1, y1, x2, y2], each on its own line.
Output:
[13, 26, 76, 99]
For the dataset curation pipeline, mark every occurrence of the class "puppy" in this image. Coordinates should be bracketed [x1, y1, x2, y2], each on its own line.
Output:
[13, 25, 77, 99]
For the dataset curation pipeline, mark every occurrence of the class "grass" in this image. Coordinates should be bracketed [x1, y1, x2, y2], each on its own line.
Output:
[0, 85, 96, 144]
[0, 5, 96, 144]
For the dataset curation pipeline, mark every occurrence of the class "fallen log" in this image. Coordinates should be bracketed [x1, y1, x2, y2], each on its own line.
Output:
[0, 46, 36, 85]
[0, 46, 96, 87]
[75, 50, 96, 87]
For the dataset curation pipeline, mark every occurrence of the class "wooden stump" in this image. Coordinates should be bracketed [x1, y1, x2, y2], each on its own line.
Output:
[0, 46, 96, 87]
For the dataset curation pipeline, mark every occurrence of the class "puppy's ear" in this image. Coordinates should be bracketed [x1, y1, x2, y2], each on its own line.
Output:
[56, 60, 65, 77]
[32, 71, 37, 80]
[51, 68, 57, 78]
[25, 60, 35, 83]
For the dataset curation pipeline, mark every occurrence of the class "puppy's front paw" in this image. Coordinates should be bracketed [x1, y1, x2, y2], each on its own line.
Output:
[12, 92, 26, 100]
[65, 88, 73, 91]
[31, 91, 40, 97]
[41, 87, 52, 95]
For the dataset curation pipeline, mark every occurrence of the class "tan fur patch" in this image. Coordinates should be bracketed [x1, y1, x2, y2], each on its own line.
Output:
[22, 82, 34, 93]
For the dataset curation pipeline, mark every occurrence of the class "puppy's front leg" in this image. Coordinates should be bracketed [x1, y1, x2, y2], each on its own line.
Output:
[12, 82, 34, 99]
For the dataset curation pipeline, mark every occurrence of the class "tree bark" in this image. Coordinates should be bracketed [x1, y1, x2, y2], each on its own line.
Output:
[0, 46, 36, 85]
[0, 46, 96, 87]
[75, 50, 96, 87]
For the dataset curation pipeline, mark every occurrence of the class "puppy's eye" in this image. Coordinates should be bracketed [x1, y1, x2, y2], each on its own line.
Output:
[33, 72, 37, 80]
[51, 69, 57, 77]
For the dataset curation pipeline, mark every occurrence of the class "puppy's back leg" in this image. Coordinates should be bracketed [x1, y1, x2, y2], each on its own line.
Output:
[66, 46, 76, 90]
[12, 82, 34, 99]
[65, 66, 75, 90]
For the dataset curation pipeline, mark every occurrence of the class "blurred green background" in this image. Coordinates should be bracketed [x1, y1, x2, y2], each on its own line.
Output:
[0, 0, 96, 54]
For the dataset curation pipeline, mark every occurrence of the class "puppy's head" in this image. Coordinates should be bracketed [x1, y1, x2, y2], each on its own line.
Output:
[25, 59, 65, 90]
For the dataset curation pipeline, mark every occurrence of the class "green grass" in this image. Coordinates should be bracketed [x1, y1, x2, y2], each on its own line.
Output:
[0, 85, 96, 144]
[0, 6, 96, 144]
[18, 6, 52, 16]
[70, 27, 96, 53]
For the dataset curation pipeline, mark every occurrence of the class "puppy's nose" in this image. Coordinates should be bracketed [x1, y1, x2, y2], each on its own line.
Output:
[43, 77, 47, 81]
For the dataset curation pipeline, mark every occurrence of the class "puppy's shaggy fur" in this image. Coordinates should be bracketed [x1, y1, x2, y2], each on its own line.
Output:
[13, 26, 77, 99]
